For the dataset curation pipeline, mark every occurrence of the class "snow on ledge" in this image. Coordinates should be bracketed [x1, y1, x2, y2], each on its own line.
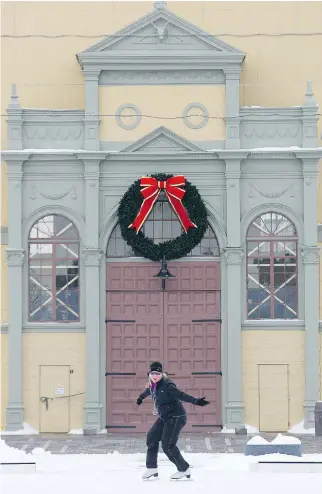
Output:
[271, 433, 301, 445]
[0, 423, 39, 436]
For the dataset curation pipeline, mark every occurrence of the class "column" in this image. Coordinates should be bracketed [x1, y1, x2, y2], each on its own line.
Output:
[5, 158, 24, 430]
[224, 69, 241, 150]
[7, 84, 23, 150]
[220, 154, 246, 429]
[82, 70, 101, 151]
[301, 157, 320, 428]
[301, 82, 319, 148]
[79, 156, 103, 433]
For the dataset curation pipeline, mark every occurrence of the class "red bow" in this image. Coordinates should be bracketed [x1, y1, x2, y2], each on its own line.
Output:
[129, 176, 197, 234]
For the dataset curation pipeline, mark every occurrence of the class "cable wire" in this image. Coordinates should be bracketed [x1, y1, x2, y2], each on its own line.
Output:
[2, 32, 322, 39]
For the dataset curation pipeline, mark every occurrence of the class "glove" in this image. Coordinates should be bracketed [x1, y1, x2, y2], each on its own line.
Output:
[136, 397, 143, 405]
[195, 397, 210, 407]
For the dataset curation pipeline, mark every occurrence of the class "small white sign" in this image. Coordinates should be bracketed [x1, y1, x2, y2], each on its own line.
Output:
[55, 387, 65, 395]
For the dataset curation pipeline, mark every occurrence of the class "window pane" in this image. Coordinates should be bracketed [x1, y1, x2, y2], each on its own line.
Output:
[106, 214, 219, 258]
[29, 216, 80, 322]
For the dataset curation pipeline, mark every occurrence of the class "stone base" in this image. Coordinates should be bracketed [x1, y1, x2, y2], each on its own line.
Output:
[225, 402, 245, 430]
[245, 444, 302, 457]
[83, 402, 102, 434]
[6, 404, 24, 432]
[304, 401, 316, 429]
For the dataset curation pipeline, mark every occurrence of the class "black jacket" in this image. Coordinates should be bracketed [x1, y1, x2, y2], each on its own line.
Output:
[138, 377, 197, 422]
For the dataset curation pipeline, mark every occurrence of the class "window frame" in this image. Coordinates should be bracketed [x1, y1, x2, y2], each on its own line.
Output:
[28, 214, 80, 323]
[246, 212, 299, 321]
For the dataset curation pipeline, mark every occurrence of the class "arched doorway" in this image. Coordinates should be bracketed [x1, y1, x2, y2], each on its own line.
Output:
[105, 202, 222, 432]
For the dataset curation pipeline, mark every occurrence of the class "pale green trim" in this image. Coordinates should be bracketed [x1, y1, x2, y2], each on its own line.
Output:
[0, 227, 8, 245]
[0, 324, 8, 333]
[242, 320, 305, 330]
[318, 224, 322, 242]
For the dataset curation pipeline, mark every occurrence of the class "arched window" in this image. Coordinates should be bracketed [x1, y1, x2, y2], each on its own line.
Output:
[107, 200, 219, 258]
[28, 214, 80, 322]
[246, 212, 298, 320]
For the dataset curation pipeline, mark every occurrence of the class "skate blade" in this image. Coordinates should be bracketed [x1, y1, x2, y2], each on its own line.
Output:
[170, 475, 192, 481]
[143, 474, 159, 481]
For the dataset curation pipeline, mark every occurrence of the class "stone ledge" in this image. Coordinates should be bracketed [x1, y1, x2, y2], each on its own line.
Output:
[245, 444, 302, 457]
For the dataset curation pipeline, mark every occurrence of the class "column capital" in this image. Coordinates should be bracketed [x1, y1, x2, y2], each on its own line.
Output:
[82, 69, 101, 81]
[6, 248, 25, 267]
[223, 247, 244, 265]
[301, 246, 320, 264]
[81, 247, 103, 266]
[224, 69, 241, 80]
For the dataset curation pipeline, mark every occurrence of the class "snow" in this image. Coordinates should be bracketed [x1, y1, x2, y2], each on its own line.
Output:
[1, 438, 322, 494]
[247, 436, 269, 445]
[271, 434, 301, 445]
[68, 429, 83, 435]
[288, 420, 315, 435]
[221, 424, 259, 434]
[0, 423, 39, 436]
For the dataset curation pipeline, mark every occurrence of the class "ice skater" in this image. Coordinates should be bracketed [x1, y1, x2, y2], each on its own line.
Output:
[136, 361, 210, 481]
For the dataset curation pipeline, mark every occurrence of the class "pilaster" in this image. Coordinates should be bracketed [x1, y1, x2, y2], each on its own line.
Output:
[223, 247, 245, 428]
[7, 84, 23, 150]
[224, 69, 241, 149]
[82, 70, 101, 151]
[301, 82, 318, 148]
[79, 155, 102, 433]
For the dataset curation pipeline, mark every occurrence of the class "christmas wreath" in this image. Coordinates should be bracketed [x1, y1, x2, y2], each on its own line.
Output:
[117, 173, 208, 261]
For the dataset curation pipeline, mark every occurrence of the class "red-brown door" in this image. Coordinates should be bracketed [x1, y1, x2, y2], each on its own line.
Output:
[106, 261, 221, 433]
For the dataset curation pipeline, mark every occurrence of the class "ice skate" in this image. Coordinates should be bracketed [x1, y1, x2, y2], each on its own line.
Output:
[170, 468, 191, 480]
[142, 468, 158, 480]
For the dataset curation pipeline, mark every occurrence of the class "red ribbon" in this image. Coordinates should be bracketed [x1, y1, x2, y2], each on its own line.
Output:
[129, 176, 197, 234]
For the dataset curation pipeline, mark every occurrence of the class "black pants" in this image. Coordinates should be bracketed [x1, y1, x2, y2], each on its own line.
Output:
[146, 416, 189, 472]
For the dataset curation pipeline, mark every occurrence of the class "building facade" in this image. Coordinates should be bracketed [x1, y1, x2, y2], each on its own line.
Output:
[1, 1, 322, 433]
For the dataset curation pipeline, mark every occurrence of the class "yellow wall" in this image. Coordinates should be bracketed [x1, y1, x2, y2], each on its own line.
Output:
[99, 85, 225, 142]
[1, 2, 322, 148]
[242, 331, 305, 430]
[0, 334, 8, 429]
[23, 334, 86, 432]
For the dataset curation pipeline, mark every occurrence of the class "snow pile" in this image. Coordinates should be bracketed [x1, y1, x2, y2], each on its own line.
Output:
[221, 424, 259, 434]
[288, 420, 315, 435]
[247, 436, 269, 445]
[0, 423, 39, 436]
[68, 429, 84, 435]
[0, 439, 32, 463]
[271, 433, 301, 445]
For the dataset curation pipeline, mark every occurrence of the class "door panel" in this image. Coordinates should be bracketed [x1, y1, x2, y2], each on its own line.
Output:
[259, 364, 289, 432]
[39, 365, 70, 433]
[106, 261, 221, 432]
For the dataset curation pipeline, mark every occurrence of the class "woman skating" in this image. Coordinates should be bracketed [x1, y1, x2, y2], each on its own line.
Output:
[136, 361, 210, 481]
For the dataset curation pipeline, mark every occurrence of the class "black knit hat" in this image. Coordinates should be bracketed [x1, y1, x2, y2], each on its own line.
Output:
[149, 361, 163, 373]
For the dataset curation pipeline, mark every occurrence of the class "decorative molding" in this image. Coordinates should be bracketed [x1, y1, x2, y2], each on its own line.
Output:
[0, 226, 8, 245]
[99, 70, 225, 86]
[242, 320, 305, 330]
[30, 183, 77, 201]
[248, 181, 295, 199]
[22, 324, 86, 333]
[121, 126, 205, 153]
[223, 247, 244, 265]
[318, 224, 322, 243]
[182, 103, 209, 129]
[115, 104, 142, 130]
[242, 123, 301, 140]
[301, 246, 321, 264]
[76, 4, 245, 75]
[24, 126, 83, 140]
[81, 248, 103, 266]
[6, 248, 25, 267]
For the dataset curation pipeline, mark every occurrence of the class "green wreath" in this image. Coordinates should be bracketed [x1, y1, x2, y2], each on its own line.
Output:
[118, 173, 208, 261]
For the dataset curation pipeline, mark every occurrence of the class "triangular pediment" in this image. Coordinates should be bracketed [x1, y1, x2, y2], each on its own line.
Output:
[77, 4, 245, 61]
[121, 127, 204, 153]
